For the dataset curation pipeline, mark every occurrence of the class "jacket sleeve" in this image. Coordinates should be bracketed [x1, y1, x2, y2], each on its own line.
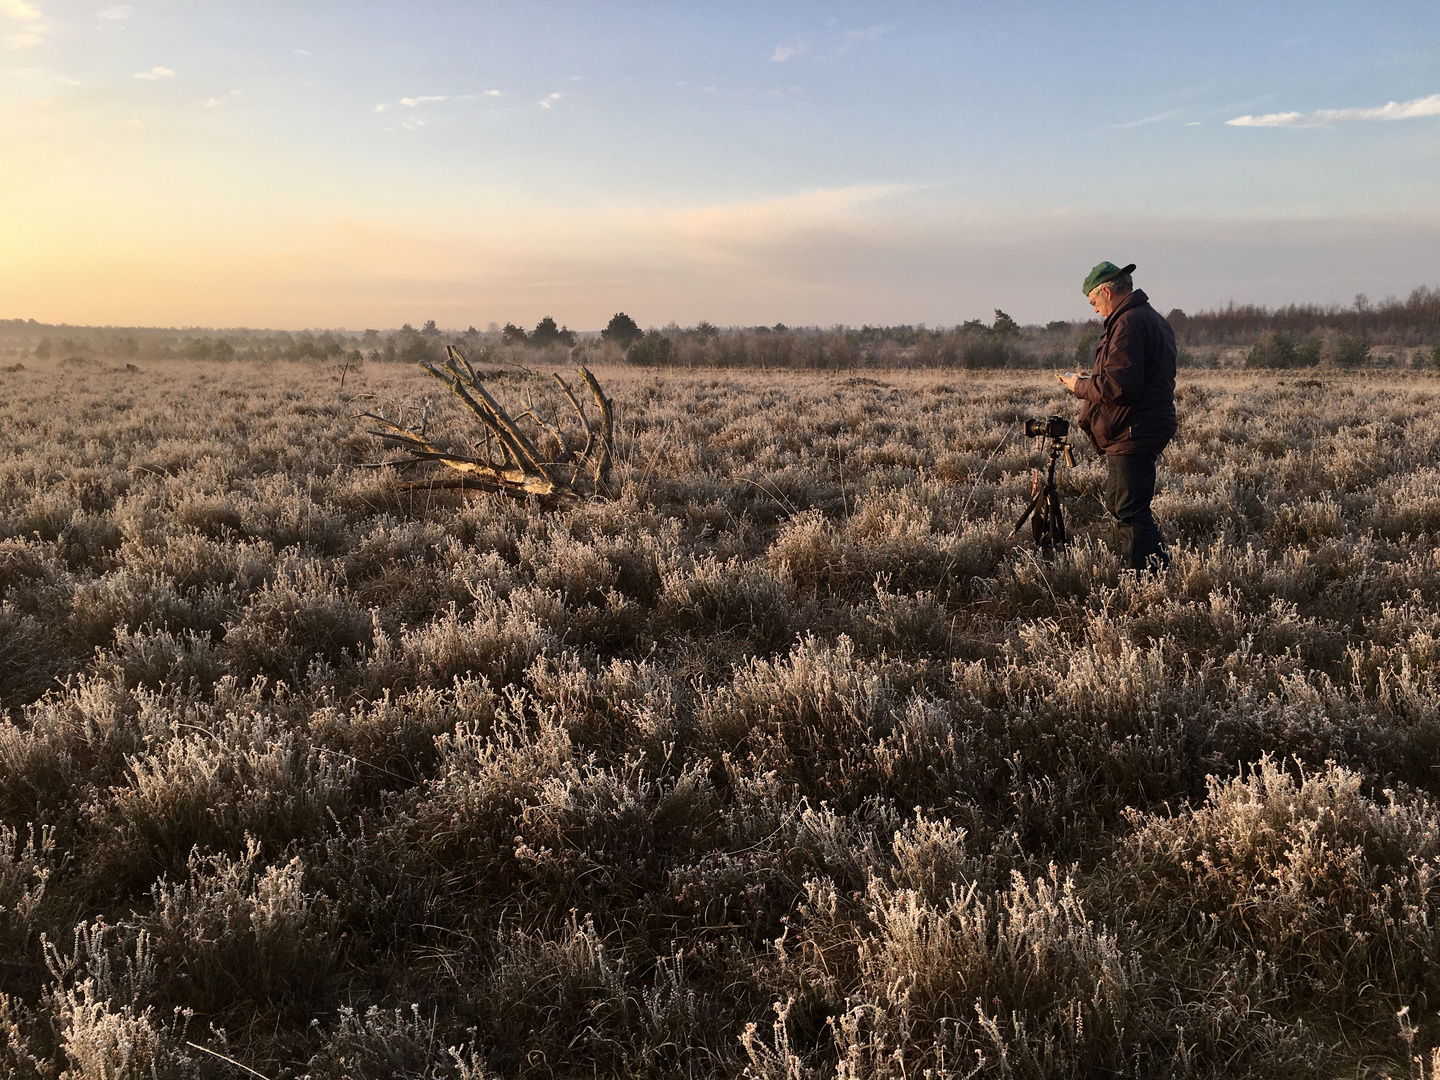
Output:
[1076, 315, 1147, 406]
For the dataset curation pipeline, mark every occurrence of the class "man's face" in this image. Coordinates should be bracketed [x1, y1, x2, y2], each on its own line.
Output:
[1088, 284, 1118, 318]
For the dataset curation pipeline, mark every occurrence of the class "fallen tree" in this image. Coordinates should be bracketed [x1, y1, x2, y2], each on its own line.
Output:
[360, 345, 613, 506]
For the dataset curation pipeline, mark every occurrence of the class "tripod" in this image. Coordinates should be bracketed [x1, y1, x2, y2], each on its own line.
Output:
[1012, 432, 1077, 550]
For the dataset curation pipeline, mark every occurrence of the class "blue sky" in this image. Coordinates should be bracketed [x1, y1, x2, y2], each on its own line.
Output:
[3, 1, 1438, 328]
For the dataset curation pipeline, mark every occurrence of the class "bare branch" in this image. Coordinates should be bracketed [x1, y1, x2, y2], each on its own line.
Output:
[522, 401, 571, 464]
[552, 373, 595, 462]
[578, 365, 615, 484]
[358, 349, 616, 507]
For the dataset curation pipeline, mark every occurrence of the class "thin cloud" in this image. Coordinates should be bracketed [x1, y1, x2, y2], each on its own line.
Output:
[95, 4, 131, 18]
[293, 48, 309, 57]
[1227, 92, 1440, 127]
[537, 91, 561, 109]
[3, 2, 44, 49]
[483, 89, 503, 97]
[1111, 108, 1182, 130]
[845, 24, 891, 42]
[0, 0, 41, 19]
[400, 94, 448, 106]
[819, 24, 892, 61]
[374, 103, 386, 112]
[772, 43, 806, 62]
[134, 66, 173, 80]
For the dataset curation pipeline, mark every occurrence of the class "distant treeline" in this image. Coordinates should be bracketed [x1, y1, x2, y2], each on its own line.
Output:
[1172, 285, 1440, 346]
[3, 284, 1438, 371]
[609, 312, 1080, 370]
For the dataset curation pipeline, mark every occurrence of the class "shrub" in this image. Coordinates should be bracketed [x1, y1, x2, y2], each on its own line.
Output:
[697, 636, 946, 810]
[93, 626, 222, 693]
[471, 912, 729, 1075]
[626, 331, 673, 366]
[41, 920, 195, 1080]
[396, 593, 553, 689]
[1121, 756, 1440, 1016]
[305, 1003, 494, 1079]
[0, 824, 55, 954]
[1327, 332, 1370, 368]
[68, 571, 212, 648]
[1245, 330, 1297, 368]
[601, 312, 642, 349]
[657, 555, 794, 652]
[0, 604, 72, 711]
[146, 839, 339, 1015]
[960, 335, 1011, 368]
[222, 562, 373, 684]
[839, 869, 1135, 1077]
[105, 708, 355, 883]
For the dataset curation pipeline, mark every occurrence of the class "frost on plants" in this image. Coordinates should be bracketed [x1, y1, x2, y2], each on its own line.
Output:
[0, 359, 1439, 1076]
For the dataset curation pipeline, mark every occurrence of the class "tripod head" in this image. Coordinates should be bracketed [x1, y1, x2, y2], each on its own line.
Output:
[1025, 414, 1077, 470]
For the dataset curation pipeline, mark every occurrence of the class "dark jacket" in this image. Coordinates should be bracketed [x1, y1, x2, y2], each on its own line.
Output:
[1076, 289, 1177, 456]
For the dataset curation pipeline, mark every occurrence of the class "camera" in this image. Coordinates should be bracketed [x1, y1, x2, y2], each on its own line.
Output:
[1023, 415, 1069, 439]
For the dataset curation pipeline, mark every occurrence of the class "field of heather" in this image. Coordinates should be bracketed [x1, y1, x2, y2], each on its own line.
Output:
[2, 357, 1440, 1078]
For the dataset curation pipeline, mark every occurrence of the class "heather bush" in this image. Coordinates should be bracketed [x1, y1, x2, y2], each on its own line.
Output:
[305, 1003, 494, 1079]
[93, 626, 223, 693]
[824, 869, 1137, 1077]
[41, 920, 196, 1080]
[103, 704, 355, 883]
[1121, 757, 1440, 1018]
[223, 560, 373, 684]
[0, 824, 55, 955]
[145, 838, 339, 1015]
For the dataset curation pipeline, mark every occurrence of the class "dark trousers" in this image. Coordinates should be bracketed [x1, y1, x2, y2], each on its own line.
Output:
[1104, 453, 1168, 571]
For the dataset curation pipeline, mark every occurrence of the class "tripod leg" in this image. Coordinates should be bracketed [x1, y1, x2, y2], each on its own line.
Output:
[1012, 486, 1046, 535]
[1033, 483, 1067, 548]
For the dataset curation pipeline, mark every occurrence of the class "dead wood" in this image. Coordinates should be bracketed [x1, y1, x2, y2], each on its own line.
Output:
[358, 346, 614, 506]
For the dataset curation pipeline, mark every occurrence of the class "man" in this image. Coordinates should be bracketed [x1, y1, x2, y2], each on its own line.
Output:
[1058, 261, 1176, 570]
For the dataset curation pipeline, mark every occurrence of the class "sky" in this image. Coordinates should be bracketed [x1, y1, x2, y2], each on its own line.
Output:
[2, 1, 1438, 330]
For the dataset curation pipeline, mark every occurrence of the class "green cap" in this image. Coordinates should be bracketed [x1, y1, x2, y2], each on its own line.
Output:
[1082, 261, 1136, 297]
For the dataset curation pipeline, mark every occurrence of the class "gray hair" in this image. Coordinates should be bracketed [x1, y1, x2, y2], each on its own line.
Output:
[1101, 272, 1133, 296]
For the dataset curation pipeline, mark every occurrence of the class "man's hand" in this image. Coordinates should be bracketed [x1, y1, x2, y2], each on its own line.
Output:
[1056, 371, 1086, 394]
